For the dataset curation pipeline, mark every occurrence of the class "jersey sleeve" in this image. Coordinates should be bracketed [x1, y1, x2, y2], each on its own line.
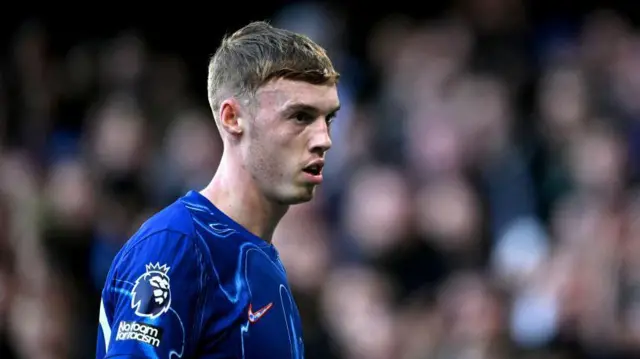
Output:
[97, 231, 206, 359]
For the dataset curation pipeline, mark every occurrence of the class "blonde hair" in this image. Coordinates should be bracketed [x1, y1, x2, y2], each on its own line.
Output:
[207, 21, 339, 120]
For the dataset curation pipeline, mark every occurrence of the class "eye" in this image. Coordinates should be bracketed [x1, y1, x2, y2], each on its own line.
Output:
[326, 114, 336, 126]
[293, 112, 314, 124]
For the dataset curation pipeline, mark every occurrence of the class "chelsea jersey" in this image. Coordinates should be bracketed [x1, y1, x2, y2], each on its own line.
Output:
[96, 190, 305, 358]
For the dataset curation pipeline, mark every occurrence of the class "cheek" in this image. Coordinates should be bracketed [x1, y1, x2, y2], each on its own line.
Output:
[247, 135, 288, 181]
[246, 121, 301, 182]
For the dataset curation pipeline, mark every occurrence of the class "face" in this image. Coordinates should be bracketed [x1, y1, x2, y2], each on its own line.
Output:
[242, 78, 340, 204]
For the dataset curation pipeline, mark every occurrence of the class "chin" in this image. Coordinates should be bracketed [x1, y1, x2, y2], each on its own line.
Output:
[277, 187, 316, 205]
[279, 194, 314, 205]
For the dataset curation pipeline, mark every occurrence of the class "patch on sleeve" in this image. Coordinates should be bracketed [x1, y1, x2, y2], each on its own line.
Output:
[131, 263, 172, 318]
[116, 321, 164, 347]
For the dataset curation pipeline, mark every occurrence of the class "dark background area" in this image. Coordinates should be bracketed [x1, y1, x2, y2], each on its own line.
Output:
[4, 0, 640, 89]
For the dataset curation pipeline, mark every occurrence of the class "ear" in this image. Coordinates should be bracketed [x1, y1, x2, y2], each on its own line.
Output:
[218, 98, 245, 136]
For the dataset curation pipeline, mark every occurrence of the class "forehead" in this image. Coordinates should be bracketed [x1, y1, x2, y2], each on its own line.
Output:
[255, 78, 339, 113]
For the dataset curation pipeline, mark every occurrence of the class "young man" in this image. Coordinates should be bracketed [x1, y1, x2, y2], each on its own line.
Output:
[96, 21, 340, 358]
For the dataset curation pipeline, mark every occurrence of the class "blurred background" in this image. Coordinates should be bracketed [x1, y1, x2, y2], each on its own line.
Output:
[3, 1, 640, 358]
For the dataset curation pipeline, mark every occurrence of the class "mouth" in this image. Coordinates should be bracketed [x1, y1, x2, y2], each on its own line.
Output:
[302, 164, 323, 176]
[302, 161, 324, 184]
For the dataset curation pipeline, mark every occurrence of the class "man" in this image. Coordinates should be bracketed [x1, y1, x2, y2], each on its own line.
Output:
[96, 21, 340, 358]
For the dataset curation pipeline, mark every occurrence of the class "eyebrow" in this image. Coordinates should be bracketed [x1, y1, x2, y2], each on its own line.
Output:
[284, 103, 341, 117]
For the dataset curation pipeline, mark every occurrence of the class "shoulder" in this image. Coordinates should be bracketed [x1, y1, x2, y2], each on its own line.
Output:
[107, 199, 208, 292]
[102, 227, 210, 325]
[118, 197, 204, 263]
[134, 199, 196, 240]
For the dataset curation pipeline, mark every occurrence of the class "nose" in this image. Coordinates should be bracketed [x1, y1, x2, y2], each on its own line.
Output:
[309, 119, 332, 155]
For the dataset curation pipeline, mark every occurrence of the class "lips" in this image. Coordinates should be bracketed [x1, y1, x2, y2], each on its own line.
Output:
[302, 160, 324, 176]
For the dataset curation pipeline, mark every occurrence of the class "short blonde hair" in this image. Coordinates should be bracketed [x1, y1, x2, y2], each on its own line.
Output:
[207, 21, 339, 120]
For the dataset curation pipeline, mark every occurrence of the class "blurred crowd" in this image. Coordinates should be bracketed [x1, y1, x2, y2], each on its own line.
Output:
[3, 1, 640, 359]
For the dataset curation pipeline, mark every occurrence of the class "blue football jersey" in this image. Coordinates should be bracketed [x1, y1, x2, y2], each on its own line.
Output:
[96, 191, 305, 358]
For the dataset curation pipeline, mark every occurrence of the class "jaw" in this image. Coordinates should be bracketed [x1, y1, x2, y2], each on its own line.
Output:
[268, 183, 317, 206]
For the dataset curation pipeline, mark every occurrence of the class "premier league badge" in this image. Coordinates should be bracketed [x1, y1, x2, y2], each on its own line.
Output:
[131, 263, 172, 319]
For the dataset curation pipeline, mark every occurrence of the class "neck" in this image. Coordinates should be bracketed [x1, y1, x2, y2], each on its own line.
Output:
[200, 150, 288, 243]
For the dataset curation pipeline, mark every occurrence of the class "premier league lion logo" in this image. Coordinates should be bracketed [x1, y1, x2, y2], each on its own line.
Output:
[131, 263, 172, 319]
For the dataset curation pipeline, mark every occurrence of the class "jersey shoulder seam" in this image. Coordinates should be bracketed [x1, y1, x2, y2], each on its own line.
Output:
[118, 228, 195, 262]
